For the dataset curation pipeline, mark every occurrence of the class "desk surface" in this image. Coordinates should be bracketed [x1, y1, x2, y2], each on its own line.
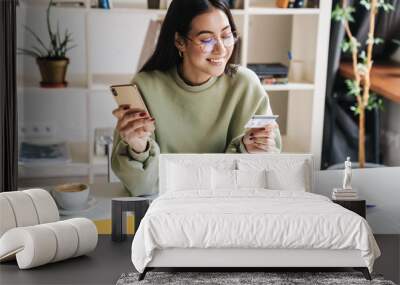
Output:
[339, 62, 400, 103]
[21, 182, 129, 221]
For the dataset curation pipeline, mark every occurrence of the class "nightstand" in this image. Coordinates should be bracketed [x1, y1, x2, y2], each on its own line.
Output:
[111, 197, 150, 242]
[333, 199, 366, 218]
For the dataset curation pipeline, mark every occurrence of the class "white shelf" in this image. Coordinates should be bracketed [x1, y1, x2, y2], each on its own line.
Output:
[18, 162, 90, 178]
[17, 75, 88, 91]
[89, 7, 165, 16]
[18, 142, 90, 178]
[17, 0, 331, 182]
[263, 83, 314, 92]
[17, 86, 88, 94]
[248, 8, 320, 15]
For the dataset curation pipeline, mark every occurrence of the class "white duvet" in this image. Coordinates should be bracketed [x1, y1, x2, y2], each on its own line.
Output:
[131, 190, 380, 273]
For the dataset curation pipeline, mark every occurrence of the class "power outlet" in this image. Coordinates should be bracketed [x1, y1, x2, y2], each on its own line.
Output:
[19, 122, 56, 139]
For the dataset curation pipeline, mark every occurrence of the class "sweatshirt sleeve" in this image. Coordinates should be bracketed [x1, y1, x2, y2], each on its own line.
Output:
[111, 129, 160, 196]
[225, 91, 282, 154]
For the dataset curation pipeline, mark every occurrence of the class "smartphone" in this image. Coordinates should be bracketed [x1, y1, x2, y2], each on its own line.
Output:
[244, 115, 279, 129]
[110, 84, 149, 113]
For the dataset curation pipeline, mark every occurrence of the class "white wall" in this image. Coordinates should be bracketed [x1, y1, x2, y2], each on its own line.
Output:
[315, 167, 400, 234]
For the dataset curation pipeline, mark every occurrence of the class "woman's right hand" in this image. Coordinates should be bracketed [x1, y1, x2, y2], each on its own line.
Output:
[112, 105, 155, 153]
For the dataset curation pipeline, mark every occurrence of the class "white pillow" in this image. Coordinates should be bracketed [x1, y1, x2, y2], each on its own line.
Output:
[267, 164, 306, 191]
[236, 169, 268, 189]
[237, 158, 309, 191]
[212, 168, 236, 190]
[167, 162, 212, 191]
[211, 169, 268, 190]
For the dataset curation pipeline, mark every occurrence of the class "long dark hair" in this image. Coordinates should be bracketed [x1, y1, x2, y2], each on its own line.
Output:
[140, 0, 239, 75]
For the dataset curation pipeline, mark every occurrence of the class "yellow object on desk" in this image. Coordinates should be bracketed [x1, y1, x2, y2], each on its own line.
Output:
[93, 214, 135, 235]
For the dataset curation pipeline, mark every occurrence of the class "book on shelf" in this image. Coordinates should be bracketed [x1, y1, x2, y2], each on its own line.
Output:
[261, 76, 289, 85]
[19, 140, 71, 165]
[98, 0, 110, 9]
[277, 0, 319, 8]
[305, 0, 319, 8]
[333, 188, 358, 194]
[294, 0, 304, 8]
[228, 0, 244, 9]
[247, 63, 288, 77]
[332, 195, 359, 200]
[248, 63, 288, 85]
[276, 0, 289, 8]
[332, 188, 358, 200]
[52, 0, 86, 7]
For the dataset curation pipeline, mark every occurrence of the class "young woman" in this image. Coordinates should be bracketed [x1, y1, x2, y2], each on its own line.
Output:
[111, 0, 281, 196]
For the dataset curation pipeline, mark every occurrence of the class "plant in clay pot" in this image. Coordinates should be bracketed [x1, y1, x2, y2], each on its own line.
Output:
[18, 0, 76, 88]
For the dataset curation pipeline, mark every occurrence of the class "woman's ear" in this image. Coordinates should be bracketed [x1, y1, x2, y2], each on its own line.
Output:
[174, 32, 186, 53]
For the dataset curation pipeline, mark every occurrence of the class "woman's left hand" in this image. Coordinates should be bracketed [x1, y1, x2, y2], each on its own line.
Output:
[242, 122, 278, 153]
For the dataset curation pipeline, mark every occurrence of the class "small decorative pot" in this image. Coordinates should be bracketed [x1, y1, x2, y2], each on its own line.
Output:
[36, 57, 69, 88]
[147, 0, 160, 9]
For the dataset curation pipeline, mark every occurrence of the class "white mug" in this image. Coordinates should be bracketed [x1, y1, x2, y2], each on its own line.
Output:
[52, 183, 90, 210]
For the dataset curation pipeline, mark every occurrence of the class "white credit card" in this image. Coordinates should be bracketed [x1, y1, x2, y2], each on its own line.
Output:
[244, 115, 279, 128]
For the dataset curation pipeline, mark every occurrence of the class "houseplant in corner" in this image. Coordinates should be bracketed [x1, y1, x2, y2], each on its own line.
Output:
[18, 0, 76, 88]
[332, 0, 394, 168]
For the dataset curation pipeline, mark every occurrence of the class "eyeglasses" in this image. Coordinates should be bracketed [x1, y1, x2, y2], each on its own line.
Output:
[184, 31, 238, 54]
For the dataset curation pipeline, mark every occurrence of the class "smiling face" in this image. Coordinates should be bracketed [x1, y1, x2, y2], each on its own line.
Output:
[176, 8, 235, 85]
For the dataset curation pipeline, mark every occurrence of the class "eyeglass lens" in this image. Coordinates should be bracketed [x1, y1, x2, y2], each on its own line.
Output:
[201, 35, 236, 53]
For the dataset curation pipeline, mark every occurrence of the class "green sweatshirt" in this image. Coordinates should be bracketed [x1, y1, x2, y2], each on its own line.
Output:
[111, 65, 282, 196]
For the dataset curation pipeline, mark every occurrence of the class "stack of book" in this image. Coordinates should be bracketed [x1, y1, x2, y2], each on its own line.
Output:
[332, 188, 358, 200]
[276, 0, 319, 8]
[247, 63, 288, 85]
[19, 141, 71, 165]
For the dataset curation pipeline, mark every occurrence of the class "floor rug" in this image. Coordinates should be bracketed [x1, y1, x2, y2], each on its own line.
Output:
[116, 271, 396, 285]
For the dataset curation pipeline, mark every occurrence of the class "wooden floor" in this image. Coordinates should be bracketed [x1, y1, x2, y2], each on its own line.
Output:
[1, 235, 398, 285]
[0, 235, 134, 285]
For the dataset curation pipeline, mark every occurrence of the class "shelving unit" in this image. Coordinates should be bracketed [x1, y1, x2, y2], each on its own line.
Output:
[17, 0, 332, 183]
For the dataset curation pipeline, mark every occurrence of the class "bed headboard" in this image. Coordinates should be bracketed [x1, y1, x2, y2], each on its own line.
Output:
[159, 153, 315, 194]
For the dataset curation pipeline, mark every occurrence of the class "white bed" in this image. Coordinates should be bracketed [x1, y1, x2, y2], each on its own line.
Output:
[131, 154, 380, 280]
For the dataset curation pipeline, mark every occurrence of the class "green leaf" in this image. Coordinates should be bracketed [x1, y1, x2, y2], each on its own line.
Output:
[17, 48, 41, 58]
[377, 0, 394, 12]
[24, 25, 50, 54]
[360, 0, 371, 10]
[359, 50, 367, 64]
[357, 63, 368, 75]
[31, 45, 46, 57]
[341, 39, 360, 53]
[331, 4, 343, 21]
[366, 93, 385, 111]
[341, 41, 351, 53]
[331, 4, 355, 22]
[366, 37, 384, 45]
[345, 79, 361, 97]
[350, 105, 360, 115]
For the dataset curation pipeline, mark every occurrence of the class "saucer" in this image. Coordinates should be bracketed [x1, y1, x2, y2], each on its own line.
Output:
[58, 196, 97, 216]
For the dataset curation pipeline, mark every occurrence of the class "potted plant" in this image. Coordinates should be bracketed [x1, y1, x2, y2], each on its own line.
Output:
[332, 0, 394, 168]
[18, 0, 76, 88]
